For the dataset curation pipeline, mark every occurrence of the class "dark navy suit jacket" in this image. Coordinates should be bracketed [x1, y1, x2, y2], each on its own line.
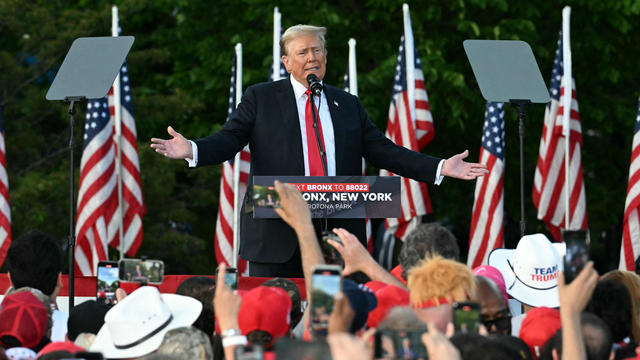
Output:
[195, 78, 441, 263]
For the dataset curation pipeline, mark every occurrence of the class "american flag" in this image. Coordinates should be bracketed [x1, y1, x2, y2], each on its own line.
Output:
[75, 56, 144, 276]
[75, 97, 118, 275]
[532, 31, 587, 241]
[468, 102, 505, 268]
[0, 104, 11, 267]
[214, 52, 250, 275]
[619, 97, 640, 270]
[108, 62, 145, 257]
[379, 33, 435, 240]
[343, 67, 373, 254]
[268, 59, 288, 81]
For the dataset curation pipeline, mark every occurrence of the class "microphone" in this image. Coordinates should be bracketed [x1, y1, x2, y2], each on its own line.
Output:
[307, 74, 323, 96]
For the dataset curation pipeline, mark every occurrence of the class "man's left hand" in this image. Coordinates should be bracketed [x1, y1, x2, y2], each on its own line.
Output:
[442, 150, 489, 180]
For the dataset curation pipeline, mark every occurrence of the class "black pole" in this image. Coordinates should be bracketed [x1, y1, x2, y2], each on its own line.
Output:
[309, 92, 328, 176]
[510, 99, 531, 239]
[67, 97, 82, 309]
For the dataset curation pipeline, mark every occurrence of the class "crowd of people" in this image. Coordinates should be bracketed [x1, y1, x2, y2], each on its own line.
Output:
[0, 181, 638, 360]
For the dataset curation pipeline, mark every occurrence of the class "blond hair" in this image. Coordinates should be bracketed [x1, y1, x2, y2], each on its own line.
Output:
[280, 24, 327, 56]
[407, 256, 476, 307]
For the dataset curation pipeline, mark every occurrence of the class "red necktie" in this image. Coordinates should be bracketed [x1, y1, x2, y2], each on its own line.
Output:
[305, 89, 326, 176]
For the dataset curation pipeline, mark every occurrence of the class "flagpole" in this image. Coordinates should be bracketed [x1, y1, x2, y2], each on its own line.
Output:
[348, 38, 358, 96]
[272, 7, 282, 81]
[232, 43, 242, 269]
[112, 5, 125, 259]
[403, 4, 416, 123]
[562, 6, 572, 230]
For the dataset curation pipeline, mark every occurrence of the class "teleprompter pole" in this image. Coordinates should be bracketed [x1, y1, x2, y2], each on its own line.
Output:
[66, 97, 83, 309]
[510, 99, 531, 238]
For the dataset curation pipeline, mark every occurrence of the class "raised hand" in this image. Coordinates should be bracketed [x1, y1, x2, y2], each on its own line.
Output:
[273, 180, 313, 232]
[327, 228, 371, 276]
[150, 126, 193, 159]
[441, 150, 489, 180]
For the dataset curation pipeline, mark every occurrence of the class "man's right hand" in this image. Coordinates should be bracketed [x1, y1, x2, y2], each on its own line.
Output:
[150, 126, 193, 159]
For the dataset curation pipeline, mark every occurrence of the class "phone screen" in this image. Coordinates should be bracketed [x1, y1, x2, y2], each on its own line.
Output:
[310, 266, 342, 331]
[373, 329, 428, 359]
[96, 261, 119, 305]
[252, 184, 280, 208]
[452, 302, 480, 333]
[275, 338, 331, 360]
[118, 259, 165, 284]
[224, 267, 238, 290]
[234, 345, 263, 360]
[562, 230, 589, 283]
[321, 231, 344, 266]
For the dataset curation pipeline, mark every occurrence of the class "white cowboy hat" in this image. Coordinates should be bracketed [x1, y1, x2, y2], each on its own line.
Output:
[488, 234, 566, 308]
[90, 286, 202, 359]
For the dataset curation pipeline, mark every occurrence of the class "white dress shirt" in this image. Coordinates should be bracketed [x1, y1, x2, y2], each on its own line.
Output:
[289, 76, 336, 176]
[186, 77, 444, 184]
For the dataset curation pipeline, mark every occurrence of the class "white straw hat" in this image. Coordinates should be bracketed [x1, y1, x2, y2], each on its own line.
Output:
[90, 286, 202, 359]
[488, 234, 566, 308]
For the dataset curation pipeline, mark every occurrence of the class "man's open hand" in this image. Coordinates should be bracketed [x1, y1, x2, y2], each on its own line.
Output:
[150, 126, 193, 159]
[442, 150, 489, 180]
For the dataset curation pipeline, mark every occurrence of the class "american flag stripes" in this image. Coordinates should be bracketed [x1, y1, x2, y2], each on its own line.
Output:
[532, 31, 587, 241]
[468, 102, 505, 268]
[0, 105, 11, 267]
[108, 63, 145, 257]
[214, 52, 250, 275]
[75, 97, 118, 275]
[75, 57, 144, 276]
[619, 97, 640, 270]
[380, 32, 435, 240]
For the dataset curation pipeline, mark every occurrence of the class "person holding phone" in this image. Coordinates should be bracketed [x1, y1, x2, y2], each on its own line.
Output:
[151, 24, 488, 278]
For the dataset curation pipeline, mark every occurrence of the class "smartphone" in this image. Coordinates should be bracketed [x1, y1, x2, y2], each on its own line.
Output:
[118, 258, 164, 284]
[221, 267, 238, 290]
[562, 229, 589, 283]
[234, 345, 263, 360]
[373, 329, 428, 359]
[275, 338, 331, 360]
[96, 261, 119, 305]
[321, 231, 344, 266]
[310, 265, 342, 333]
[452, 302, 480, 333]
[252, 184, 280, 208]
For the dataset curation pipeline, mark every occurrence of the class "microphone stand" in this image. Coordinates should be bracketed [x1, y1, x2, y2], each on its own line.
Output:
[309, 88, 329, 234]
[309, 90, 328, 176]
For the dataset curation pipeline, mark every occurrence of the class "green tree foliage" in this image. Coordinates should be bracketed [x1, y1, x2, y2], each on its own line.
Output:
[1, 0, 639, 273]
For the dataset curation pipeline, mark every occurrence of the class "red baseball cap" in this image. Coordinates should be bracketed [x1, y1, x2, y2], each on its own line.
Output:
[364, 281, 388, 293]
[366, 285, 410, 328]
[519, 307, 561, 359]
[238, 286, 292, 347]
[390, 265, 407, 285]
[37, 341, 86, 357]
[0, 291, 48, 349]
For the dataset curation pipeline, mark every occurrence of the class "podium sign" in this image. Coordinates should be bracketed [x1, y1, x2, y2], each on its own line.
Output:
[253, 176, 401, 219]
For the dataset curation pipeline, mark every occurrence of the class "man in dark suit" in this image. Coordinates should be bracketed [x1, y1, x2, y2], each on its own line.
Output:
[151, 25, 487, 277]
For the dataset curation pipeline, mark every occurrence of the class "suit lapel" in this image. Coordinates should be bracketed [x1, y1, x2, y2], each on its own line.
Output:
[275, 79, 305, 174]
[324, 85, 346, 175]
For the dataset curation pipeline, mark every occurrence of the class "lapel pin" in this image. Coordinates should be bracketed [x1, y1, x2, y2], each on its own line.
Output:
[334, 100, 339, 108]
